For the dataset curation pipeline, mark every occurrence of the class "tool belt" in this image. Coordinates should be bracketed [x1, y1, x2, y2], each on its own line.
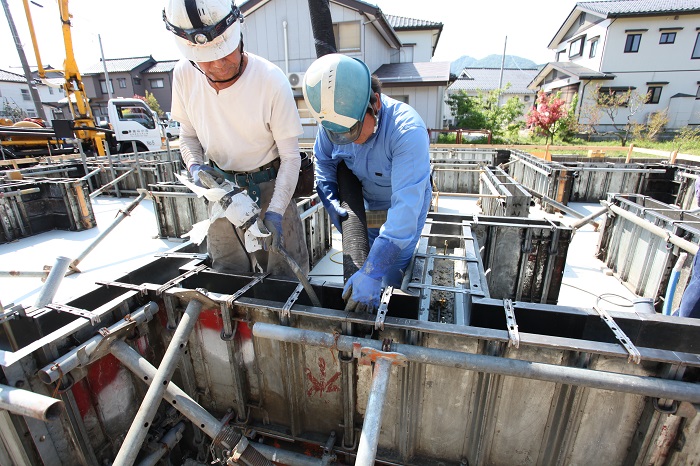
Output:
[212, 158, 280, 206]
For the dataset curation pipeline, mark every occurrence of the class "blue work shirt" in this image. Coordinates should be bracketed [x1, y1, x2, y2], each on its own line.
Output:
[314, 94, 432, 252]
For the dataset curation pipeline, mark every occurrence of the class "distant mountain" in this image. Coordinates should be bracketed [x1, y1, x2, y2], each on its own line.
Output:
[450, 55, 539, 75]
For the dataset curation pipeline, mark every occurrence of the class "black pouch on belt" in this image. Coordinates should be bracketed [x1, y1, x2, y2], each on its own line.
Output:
[293, 152, 315, 198]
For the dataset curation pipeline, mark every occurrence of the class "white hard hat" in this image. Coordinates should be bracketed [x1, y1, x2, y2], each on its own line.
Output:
[163, 0, 243, 63]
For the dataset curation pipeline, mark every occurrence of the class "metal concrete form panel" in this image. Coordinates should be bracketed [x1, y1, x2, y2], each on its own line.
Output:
[507, 150, 571, 213]
[596, 194, 700, 311]
[479, 166, 531, 217]
[0, 177, 95, 243]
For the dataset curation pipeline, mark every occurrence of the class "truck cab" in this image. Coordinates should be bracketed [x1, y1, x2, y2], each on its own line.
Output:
[106, 98, 163, 153]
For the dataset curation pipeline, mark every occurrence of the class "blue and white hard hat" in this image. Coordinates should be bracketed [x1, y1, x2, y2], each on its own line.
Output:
[302, 54, 372, 145]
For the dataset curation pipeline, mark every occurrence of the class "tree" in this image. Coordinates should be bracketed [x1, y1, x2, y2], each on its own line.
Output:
[579, 85, 648, 146]
[445, 85, 525, 138]
[526, 91, 567, 144]
[1, 99, 28, 122]
[134, 90, 164, 118]
[671, 125, 700, 153]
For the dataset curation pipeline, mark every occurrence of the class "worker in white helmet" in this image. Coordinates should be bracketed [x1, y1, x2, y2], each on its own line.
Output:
[303, 54, 432, 313]
[163, 0, 308, 277]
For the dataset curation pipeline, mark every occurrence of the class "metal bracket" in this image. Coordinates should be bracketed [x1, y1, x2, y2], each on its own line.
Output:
[45, 303, 101, 326]
[154, 252, 209, 261]
[94, 280, 148, 296]
[354, 344, 407, 367]
[0, 304, 25, 325]
[171, 288, 220, 310]
[375, 286, 393, 331]
[282, 283, 304, 320]
[593, 305, 641, 364]
[503, 299, 520, 348]
[156, 264, 208, 295]
[226, 273, 270, 307]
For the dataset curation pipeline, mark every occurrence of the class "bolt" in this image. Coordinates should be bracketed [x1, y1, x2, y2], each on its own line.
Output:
[39, 435, 46, 442]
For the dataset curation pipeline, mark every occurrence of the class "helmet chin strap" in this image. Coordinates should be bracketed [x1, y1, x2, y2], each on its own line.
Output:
[190, 42, 245, 84]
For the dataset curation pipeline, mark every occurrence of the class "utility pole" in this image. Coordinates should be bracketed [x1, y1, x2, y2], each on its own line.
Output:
[2, 0, 47, 121]
[497, 36, 507, 107]
[98, 34, 113, 100]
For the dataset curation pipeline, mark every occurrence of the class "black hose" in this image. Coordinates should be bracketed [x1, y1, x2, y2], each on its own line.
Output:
[307, 0, 337, 58]
[337, 161, 369, 281]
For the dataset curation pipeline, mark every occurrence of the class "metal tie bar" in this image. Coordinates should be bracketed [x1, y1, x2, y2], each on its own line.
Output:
[503, 299, 520, 348]
[95, 280, 149, 296]
[156, 264, 208, 295]
[154, 252, 209, 260]
[593, 305, 641, 364]
[45, 303, 101, 326]
[226, 273, 270, 306]
[375, 286, 393, 331]
[282, 283, 304, 320]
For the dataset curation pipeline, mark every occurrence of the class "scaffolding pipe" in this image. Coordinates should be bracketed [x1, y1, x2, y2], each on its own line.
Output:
[34, 256, 72, 308]
[0, 188, 40, 198]
[0, 270, 49, 279]
[113, 299, 204, 466]
[355, 357, 392, 466]
[38, 302, 159, 384]
[110, 339, 221, 438]
[253, 443, 328, 466]
[136, 422, 186, 466]
[89, 168, 135, 198]
[0, 384, 64, 421]
[603, 201, 700, 256]
[252, 323, 700, 404]
[21, 167, 78, 177]
[570, 206, 608, 231]
[70, 191, 147, 272]
[80, 167, 102, 182]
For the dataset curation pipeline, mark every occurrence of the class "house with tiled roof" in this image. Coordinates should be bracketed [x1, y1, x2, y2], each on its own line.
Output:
[0, 69, 64, 123]
[81, 56, 157, 119]
[528, 0, 700, 130]
[240, 0, 450, 140]
[445, 68, 539, 126]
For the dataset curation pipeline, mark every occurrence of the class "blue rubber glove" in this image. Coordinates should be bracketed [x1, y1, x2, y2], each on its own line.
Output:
[316, 182, 348, 233]
[189, 164, 223, 188]
[263, 211, 284, 252]
[342, 237, 401, 313]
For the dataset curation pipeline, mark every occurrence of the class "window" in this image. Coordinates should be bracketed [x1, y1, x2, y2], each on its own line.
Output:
[524, 95, 531, 102]
[696, 85, 700, 99]
[149, 78, 164, 89]
[48, 87, 54, 95]
[624, 34, 642, 53]
[333, 21, 360, 51]
[118, 78, 127, 88]
[598, 87, 633, 106]
[133, 77, 142, 85]
[556, 50, 565, 62]
[26, 109, 36, 117]
[578, 13, 586, 26]
[693, 33, 700, 59]
[21, 89, 30, 100]
[569, 36, 585, 58]
[99, 79, 114, 94]
[589, 39, 598, 58]
[392, 95, 409, 104]
[115, 104, 155, 129]
[660, 32, 676, 44]
[646, 86, 662, 104]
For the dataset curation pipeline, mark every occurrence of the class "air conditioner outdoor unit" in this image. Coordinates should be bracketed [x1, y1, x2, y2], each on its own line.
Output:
[287, 72, 305, 89]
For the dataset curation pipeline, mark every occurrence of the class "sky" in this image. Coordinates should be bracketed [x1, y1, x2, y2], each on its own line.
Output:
[0, 0, 581, 73]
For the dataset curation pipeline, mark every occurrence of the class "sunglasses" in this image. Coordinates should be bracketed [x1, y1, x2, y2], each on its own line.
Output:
[163, 6, 242, 45]
[325, 104, 378, 145]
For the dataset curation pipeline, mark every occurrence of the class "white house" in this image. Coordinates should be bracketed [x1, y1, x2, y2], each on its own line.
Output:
[445, 68, 539, 127]
[0, 69, 65, 124]
[528, 0, 700, 130]
[239, 0, 450, 140]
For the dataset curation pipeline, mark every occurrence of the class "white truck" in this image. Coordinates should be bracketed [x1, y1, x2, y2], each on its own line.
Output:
[104, 98, 163, 153]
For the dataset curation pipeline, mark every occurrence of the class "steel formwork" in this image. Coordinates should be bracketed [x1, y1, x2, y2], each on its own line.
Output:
[478, 166, 531, 217]
[596, 194, 700, 312]
[5, 213, 694, 466]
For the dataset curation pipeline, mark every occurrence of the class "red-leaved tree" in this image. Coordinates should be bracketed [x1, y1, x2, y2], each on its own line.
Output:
[526, 91, 567, 144]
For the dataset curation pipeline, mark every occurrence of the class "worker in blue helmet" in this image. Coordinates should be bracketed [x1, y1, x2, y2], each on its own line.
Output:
[303, 53, 432, 313]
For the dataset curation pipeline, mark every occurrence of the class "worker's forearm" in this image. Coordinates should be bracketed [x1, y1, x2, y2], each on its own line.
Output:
[178, 124, 205, 170]
[267, 137, 301, 214]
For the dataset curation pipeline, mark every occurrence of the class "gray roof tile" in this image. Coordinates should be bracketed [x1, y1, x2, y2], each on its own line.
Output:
[82, 57, 154, 74]
[0, 69, 29, 83]
[144, 61, 179, 73]
[385, 14, 442, 30]
[373, 62, 451, 84]
[449, 68, 539, 94]
[578, 0, 700, 17]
